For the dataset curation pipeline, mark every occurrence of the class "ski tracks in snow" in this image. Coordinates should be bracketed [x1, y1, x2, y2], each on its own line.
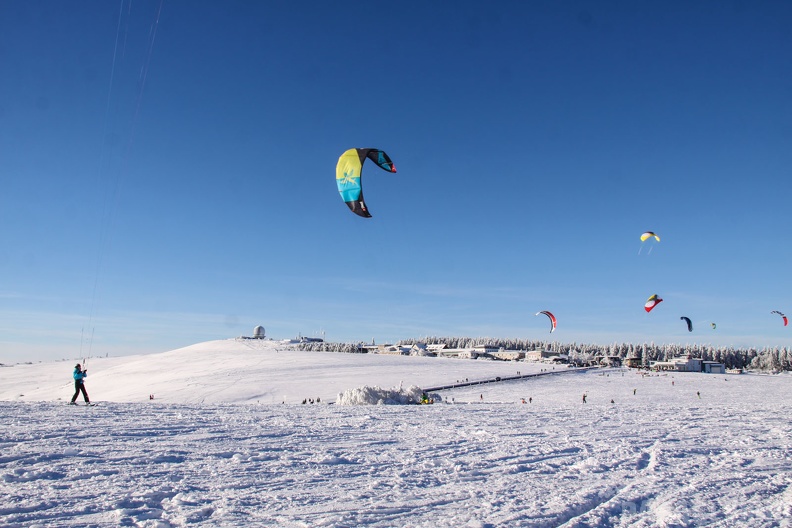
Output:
[3, 373, 792, 527]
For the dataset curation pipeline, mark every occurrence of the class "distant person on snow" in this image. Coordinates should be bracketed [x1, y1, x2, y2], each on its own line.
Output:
[70, 364, 90, 405]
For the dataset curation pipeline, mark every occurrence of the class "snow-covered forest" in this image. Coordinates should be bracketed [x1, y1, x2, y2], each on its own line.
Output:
[299, 337, 792, 371]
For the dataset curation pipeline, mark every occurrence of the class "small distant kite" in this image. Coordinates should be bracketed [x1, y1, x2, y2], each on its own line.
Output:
[645, 294, 663, 313]
[640, 231, 660, 242]
[711, 323, 717, 330]
[771, 310, 789, 326]
[680, 316, 693, 332]
[535, 310, 557, 333]
[639, 231, 660, 255]
[336, 148, 396, 218]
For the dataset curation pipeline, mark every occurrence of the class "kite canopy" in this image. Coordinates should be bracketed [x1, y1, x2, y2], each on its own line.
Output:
[771, 310, 789, 327]
[640, 231, 660, 242]
[711, 323, 717, 330]
[645, 294, 663, 313]
[680, 316, 693, 332]
[336, 148, 396, 218]
[535, 311, 557, 333]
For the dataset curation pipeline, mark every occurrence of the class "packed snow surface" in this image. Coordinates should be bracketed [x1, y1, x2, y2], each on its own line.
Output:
[2, 339, 792, 527]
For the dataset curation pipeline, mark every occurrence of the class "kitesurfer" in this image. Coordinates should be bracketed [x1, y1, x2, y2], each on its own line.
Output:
[70, 364, 90, 405]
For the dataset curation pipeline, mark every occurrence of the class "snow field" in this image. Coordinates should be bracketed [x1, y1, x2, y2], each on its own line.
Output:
[2, 356, 792, 526]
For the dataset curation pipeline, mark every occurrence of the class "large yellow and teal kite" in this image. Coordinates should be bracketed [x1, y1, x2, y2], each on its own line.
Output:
[336, 148, 396, 218]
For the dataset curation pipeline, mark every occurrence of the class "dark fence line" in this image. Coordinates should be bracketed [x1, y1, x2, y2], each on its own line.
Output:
[424, 366, 601, 392]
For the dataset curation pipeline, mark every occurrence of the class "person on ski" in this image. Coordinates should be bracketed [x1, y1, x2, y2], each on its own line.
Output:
[70, 364, 90, 405]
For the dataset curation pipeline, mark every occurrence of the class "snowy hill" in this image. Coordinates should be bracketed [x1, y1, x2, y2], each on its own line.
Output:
[0, 339, 548, 404]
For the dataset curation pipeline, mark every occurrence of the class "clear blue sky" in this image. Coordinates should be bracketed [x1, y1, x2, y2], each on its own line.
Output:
[2, 1, 791, 362]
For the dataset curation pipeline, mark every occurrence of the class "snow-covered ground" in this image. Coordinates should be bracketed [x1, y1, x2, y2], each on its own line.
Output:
[2, 340, 792, 527]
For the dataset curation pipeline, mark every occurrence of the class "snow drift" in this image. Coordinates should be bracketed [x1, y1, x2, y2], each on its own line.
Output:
[336, 384, 429, 405]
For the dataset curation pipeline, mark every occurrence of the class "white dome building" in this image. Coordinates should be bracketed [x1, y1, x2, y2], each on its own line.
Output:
[253, 326, 265, 339]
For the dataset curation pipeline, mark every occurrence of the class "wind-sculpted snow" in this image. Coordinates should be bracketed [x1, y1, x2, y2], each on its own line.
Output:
[336, 384, 426, 405]
[2, 368, 792, 527]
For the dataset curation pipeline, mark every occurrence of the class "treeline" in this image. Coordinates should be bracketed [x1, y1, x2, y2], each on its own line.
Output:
[298, 337, 792, 372]
[298, 342, 361, 354]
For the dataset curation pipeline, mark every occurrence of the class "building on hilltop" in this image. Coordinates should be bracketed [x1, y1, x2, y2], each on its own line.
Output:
[651, 354, 725, 373]
[702, 361, 726, 374]
[356, 343, 407, 354]
[436, 348, 479, 359]
[239, 325, 267, 340]
[421, 343, 501, 360]
[594, 355, 622, 367]
[407, 343, 434, 356]
[491, 350, 525, 361]
[473, 344, 500, 355]
[624, 356, 642, 368]
[525, 349, 567, 363]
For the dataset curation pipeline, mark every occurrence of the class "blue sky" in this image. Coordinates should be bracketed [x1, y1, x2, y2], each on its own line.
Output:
[2, 1, 791, 362]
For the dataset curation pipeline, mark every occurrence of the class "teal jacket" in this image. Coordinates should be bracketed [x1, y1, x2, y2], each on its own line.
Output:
[73, 368, 87, 382]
